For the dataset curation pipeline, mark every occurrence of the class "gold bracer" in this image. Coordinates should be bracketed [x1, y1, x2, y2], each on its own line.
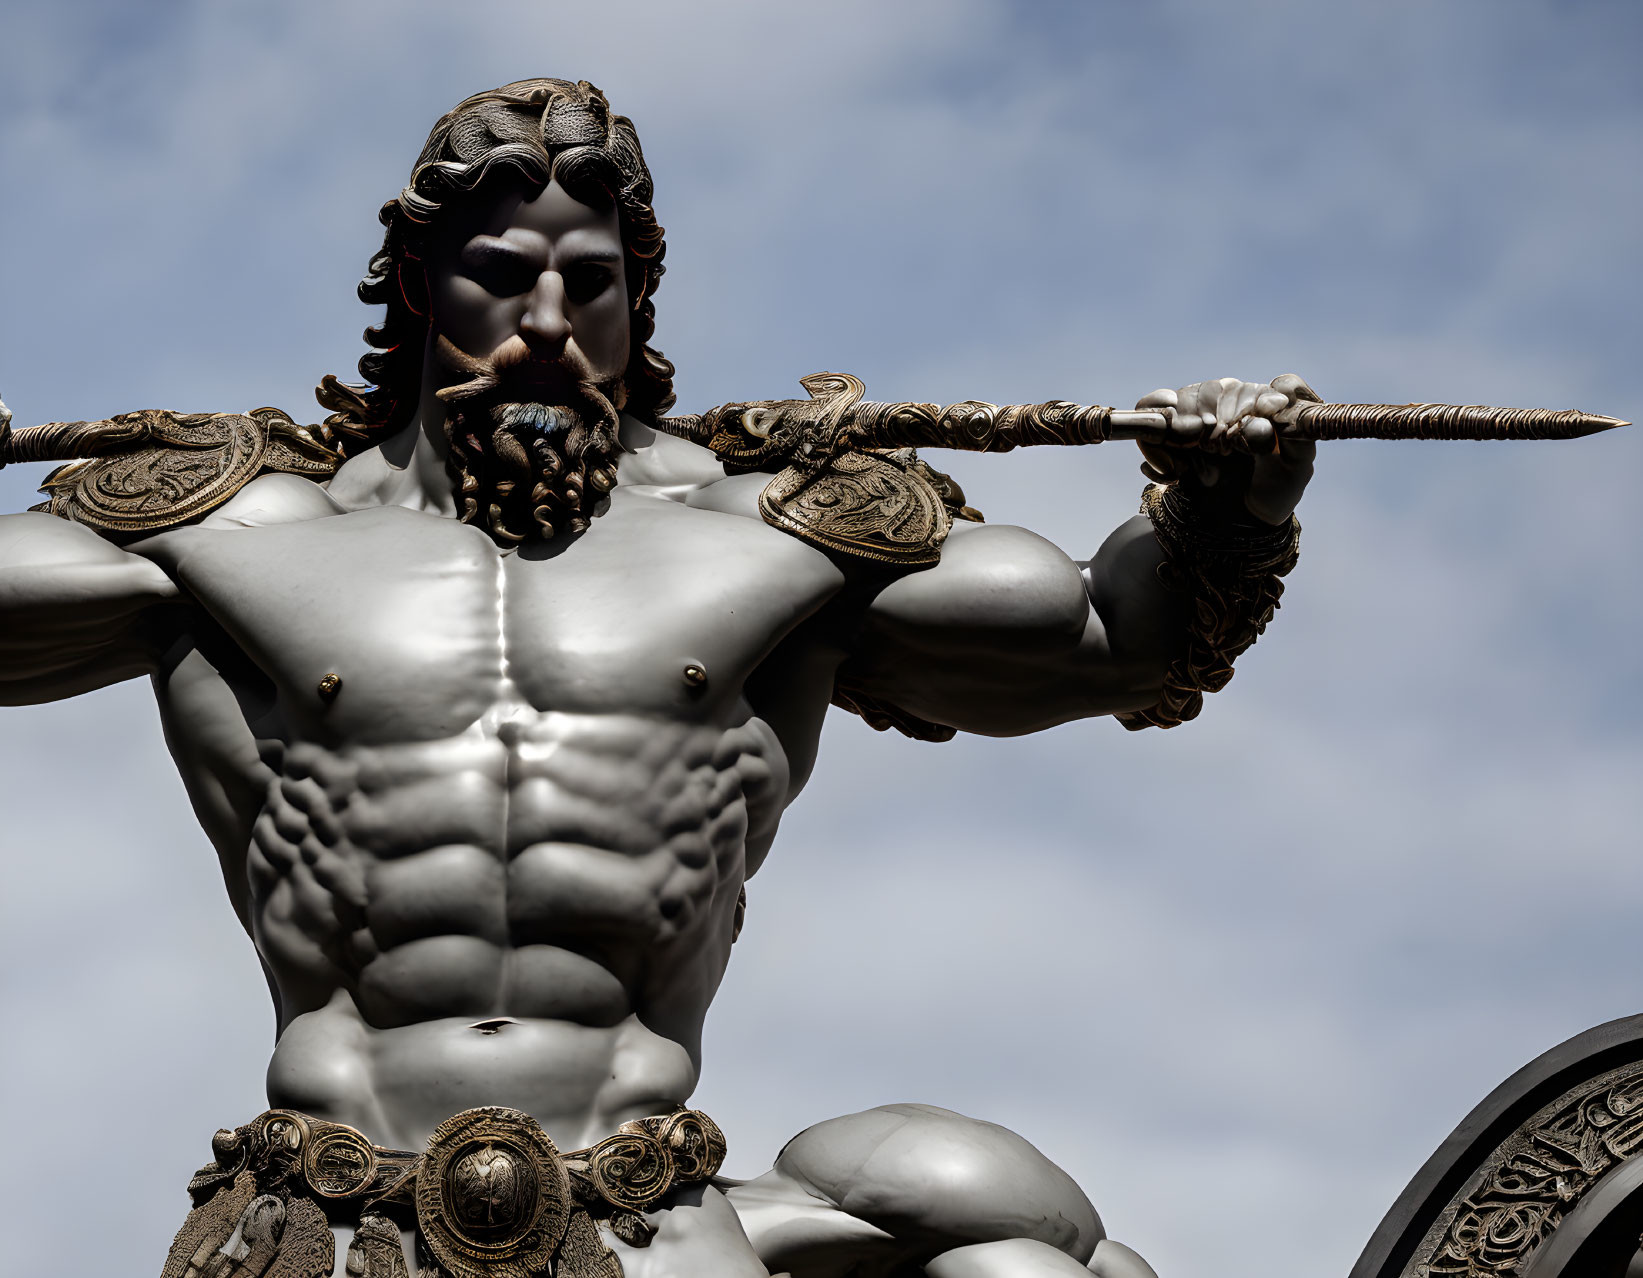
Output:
[1114, 482, 1301, 731]
[160, 1105, 726, 1278]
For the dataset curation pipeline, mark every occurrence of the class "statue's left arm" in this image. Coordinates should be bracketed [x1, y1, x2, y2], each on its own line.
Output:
[842, 377, 1317, 735]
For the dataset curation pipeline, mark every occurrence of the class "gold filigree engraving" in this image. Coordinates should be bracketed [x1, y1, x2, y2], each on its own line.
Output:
[758, 448, 953, 567]
[1412, 1060, 1643, 1276]
[345, 1215, 412, 1278]
[5, 407, 343, 539]
[415, 1107, 571, 1278]
[304, 1124, 378, 1198]
[582, 1127, 676, 1212]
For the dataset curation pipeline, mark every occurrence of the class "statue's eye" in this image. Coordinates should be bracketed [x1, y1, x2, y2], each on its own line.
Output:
[562, 263, 614, 305]
[455, 237, 542, 298]
[467, 254, 538, 298]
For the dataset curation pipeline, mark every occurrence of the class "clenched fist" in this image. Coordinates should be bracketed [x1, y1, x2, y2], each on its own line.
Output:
[1133, 374, 1319, 526]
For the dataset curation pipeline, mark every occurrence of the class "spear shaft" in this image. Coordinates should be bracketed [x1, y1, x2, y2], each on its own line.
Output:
[843, 398, 1626, 453]
[681, 372, 1626, 466]
[0, 388, 1626, 472]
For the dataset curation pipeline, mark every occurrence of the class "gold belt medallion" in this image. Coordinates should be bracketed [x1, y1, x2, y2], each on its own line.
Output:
[415, 1107, 572, 1278]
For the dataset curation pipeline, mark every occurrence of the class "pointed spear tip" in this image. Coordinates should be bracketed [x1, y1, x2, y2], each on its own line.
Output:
[1578, 412, 1630, 436]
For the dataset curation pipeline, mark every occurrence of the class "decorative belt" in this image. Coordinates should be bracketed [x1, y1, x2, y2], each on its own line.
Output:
[161, 1105, 727, 1278]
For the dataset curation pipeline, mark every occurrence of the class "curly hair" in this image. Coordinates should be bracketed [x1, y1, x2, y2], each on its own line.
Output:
[316, 79, 674, 448]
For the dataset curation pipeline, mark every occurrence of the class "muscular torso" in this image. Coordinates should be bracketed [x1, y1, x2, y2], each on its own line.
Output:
[138, 463, 849, 1149]
[0, 408, 1167, 1274]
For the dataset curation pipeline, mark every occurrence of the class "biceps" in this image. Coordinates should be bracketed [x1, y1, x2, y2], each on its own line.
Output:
[849, 614, 1124, 736]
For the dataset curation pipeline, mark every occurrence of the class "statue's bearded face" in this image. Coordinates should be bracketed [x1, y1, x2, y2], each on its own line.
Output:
[426, 177, 631, 544]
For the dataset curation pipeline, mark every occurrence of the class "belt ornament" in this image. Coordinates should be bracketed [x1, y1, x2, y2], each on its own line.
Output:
[160, 1105, 726, 1278]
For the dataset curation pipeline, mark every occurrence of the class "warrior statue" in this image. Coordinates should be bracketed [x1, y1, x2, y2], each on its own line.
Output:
[6, 78, 1606, 1278]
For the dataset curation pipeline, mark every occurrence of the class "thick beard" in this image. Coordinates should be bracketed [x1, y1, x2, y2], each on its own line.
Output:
[434, 335, 625, 545]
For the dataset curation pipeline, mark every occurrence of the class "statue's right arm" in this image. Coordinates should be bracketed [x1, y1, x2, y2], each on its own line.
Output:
[0, 512, 182, 705]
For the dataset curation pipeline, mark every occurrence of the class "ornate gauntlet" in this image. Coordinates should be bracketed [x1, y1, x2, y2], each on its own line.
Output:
[1115, 481, 1301, 731]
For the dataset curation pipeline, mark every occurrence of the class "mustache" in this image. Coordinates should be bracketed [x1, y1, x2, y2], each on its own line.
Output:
[433, 334, 602, 408]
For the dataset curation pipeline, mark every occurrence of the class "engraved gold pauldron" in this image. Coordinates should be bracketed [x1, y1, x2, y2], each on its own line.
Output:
[162, 1105, 727, 1278]
[668, 371, 984, 569]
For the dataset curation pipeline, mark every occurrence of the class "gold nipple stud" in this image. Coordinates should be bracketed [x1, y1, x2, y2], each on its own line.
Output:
[317, 672, 343, 703]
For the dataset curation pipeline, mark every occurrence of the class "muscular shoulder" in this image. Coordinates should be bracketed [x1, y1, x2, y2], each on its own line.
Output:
[863, 521, 1090, 640]
[116, 474, 342, 579]
[193, 472, 344, 530]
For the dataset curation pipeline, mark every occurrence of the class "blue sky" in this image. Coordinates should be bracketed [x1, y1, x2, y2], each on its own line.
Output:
[1, 3, 1639, 1276]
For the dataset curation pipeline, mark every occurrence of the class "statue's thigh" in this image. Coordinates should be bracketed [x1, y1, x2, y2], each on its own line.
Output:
[612, 1183, 770, 1278]
[728, 1103, 1103, 1278]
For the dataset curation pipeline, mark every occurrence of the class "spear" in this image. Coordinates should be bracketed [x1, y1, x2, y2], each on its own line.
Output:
[0, 380, 1626, 472]
[668, 372, 1628, 468]
[0, 380, 1626, 547]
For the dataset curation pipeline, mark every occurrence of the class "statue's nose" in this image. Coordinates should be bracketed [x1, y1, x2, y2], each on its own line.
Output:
[520, 271, 570, 355]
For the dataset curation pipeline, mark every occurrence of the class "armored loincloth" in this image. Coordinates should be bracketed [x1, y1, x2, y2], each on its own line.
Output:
[162, 1105, 727, 1278]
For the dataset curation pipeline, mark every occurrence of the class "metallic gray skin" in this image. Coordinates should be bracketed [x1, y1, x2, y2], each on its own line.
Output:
[0, 178, 1310, 1277]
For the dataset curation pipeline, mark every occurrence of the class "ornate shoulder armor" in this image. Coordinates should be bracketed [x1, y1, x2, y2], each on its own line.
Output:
[662, 372, 984, 570]
[3, 407, 346, 541]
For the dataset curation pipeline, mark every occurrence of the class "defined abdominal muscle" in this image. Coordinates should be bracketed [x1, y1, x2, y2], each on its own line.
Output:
[247, 710, 783, 1029]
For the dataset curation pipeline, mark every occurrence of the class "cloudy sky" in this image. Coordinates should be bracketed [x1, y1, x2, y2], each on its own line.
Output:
[1, 2, 1639, 1276]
